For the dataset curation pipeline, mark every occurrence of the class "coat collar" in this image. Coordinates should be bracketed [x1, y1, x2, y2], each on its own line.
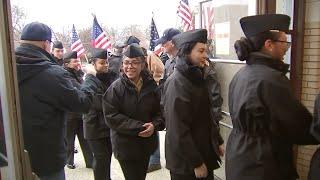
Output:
[175, 57, 205, 85]
[120, 70, 156, 93]
[16, 43, 57, 64]
[246, 52, 290, 75]
[64, 67, 83, 83]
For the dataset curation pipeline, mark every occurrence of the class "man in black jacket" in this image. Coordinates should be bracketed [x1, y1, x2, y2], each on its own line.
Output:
[63, 51, 93, 169]
[52, 41, 64, 66]
[162, 29, 224, 180]
[16, 22, 98, 180]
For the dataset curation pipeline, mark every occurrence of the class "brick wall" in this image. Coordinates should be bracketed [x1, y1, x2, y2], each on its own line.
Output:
[296, 0, 320, 179]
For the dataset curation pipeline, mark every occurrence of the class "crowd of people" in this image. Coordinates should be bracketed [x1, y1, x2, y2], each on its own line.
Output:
[10, 13, 320, 180]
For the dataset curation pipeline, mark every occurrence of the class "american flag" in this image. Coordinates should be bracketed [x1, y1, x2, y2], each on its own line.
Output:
[71, 25, 85, 57]
[149, 17, 159, 51]
[177, 0, 193, 32]
[92, 16, 112, 51]
[202, 5, 215, 39]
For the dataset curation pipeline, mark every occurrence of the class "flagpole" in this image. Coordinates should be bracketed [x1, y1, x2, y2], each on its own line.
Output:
[175, 14, 179, 28]
[84, 54, 89, 64]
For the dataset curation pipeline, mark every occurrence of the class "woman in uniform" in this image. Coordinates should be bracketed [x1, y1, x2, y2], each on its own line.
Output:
[162, 29, 224, 180]
[83, 48, 117, 180]
[103, 43, 164, 180]
[63, 51, 93, 169]
[227, 14, 317, 180]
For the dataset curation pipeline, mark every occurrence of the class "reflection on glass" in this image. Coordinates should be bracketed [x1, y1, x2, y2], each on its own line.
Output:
[276, 0, 293, 78]
[200, 0, 256, 60]
[276, 0, 294, 29]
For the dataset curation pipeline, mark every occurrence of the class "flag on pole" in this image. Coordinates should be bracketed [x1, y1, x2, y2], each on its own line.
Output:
[202, 5, 215, 39]
[177, 0, 193, 31]
[149, 17, 160, 51]
[92, 16, 112, 51]
[71, 25, 85, 57]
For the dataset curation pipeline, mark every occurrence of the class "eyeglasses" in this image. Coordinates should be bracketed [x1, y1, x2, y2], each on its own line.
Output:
[123, 60, 142, 66]
[273, 40, 292, 48]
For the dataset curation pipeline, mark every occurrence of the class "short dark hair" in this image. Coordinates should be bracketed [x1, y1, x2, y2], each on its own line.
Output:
[176, 41, 198, 58]
[234, 31, 280, 61]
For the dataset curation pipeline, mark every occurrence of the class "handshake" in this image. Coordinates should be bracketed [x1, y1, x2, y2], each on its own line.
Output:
[82, 64, 97, 76]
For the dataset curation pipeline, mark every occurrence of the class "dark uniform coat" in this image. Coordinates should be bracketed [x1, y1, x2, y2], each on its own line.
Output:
[83, 72, 117, 139]
[102, 72, 165, 160]
[204, 61, 224, 145]
[64, 67, 93, 167]
[227, 52, 317, 180]
[15, 43, 97, 176]
[52, 55, 63, 66]
[64, 67, 85, 120]
[108, 54, 123, 77]
[162, 57, 222, 175]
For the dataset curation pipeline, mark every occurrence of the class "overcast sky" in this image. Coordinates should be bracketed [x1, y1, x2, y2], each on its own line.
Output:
[11, 0, 205, 35]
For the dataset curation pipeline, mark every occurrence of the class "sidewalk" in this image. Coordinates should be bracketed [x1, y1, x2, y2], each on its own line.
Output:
[65, 131, 170, 180]
[65, 131, 223, 180]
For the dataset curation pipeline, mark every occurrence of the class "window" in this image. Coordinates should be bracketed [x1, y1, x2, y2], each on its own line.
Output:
[198, 0, 257, 60]
[276, 0, 294, 65]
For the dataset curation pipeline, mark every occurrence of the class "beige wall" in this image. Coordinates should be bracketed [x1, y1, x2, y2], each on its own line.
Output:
[297, 0, 320, 179]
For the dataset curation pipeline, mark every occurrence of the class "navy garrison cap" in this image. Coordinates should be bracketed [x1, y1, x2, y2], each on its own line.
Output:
[91, 48, 108, 59]
[21, 22, 52, 41]
[126, 36, 140, 45]
[63, 51, 78, 63]
[53, 41, 63, 49]
[240, 14, 290, 37]
[156, 28, 181, 45]
[172, 29, 208, 48]
[123, 43, 144, 58]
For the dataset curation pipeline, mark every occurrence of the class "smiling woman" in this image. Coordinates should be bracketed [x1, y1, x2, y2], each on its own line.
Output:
[102, 43, 165, 180]
[122, 44, 146, 84]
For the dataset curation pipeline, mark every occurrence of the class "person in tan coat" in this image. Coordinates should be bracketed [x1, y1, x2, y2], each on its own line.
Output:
[141, 47, 164, 85]
[146, 53, 164, 85]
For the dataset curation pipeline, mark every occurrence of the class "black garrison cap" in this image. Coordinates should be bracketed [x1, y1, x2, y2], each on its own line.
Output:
[172, 29, 208, 48]
[123, 43, 144, 58]
[63, 51, 78, 63]
[53, 41, 63, 49]
[125, 36, 141, 45]
[91, 48, 108, 59]
[240, 14, 291, 37]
